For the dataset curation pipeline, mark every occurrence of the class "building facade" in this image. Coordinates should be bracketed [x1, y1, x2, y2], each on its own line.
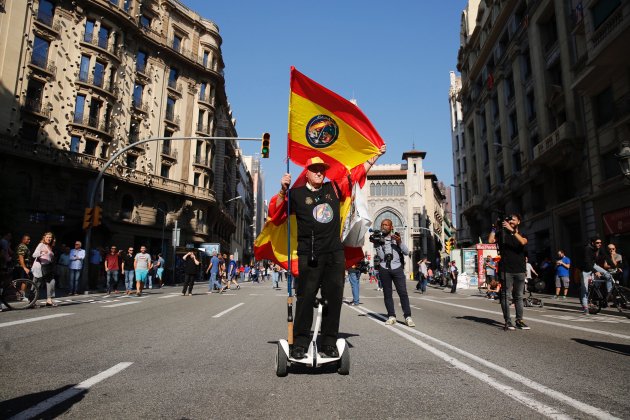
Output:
[0, 0, 251, 268]
[454, 0, 630, 266]
[361, 151, 450, 276]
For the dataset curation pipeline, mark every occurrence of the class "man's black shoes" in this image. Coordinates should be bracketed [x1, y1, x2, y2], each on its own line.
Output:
[321, 345, 339, 358]
[291, 346, 306, 359]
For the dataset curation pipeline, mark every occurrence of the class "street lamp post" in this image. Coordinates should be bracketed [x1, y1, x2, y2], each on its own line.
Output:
[155, 207, 167, 258]
[82, 135, 263, 284]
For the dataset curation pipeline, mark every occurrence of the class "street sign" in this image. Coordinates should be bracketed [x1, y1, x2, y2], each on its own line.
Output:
[172, 228, 180, 247]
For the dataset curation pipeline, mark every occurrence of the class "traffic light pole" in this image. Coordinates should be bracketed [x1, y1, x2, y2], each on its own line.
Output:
[82, 135, 264, 290]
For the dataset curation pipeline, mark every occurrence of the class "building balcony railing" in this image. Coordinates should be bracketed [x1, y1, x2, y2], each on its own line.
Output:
[167, 79, 183, 94]
[161, 146, 177, 159]
[167, 38, 198, 62]
[22, 98, 51, 118]
[196, 124, 211, 135]
[164, 112, 180, 126]
[35, 11, 61, 33]
[532, 122, 576, 163]
[30, 53, 56, 76]
[81, 32, 120, 58]
[591, 5, 624, 49]
[72, 113, 114, 136]
[193, 154, 210, 168]
[132, 100, 149, 114]
[76, 73, 117, 96]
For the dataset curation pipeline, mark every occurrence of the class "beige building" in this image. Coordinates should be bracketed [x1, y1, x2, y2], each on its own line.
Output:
[361, 151, 450, 275]
[0, 0, 251, 270]
[454, 0, 630, 264]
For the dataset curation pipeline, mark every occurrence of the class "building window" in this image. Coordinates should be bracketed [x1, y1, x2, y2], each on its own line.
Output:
[591, 0, 621, 30]
[199, 82, 207, 101]
[509, 112, 518, 140]
[121, 194, 134, 219]
[37, 0, 55, 26]
[203, 50, 210, 67]
[593, 87, 614, 128]
[526, 91, 536, 122]
[129, 118, 140, 142]
[197, 109, 205, 132]
[126, 154, 137, 169]
[93, 61, 105, 87]
[25, 79, 44, 111]
[132, 83, 143, 107]
[168, 68, 178, 89]
[172, 34, 182, 52]
[497, 164, 504, 184]
[505, 73, 515, 102]
[370, 183, 375, 195]
[84, 139, 98, 156]
[601, 150, 621, 180]
[512, 150, 522, 173]
[70, 135, 81, 153]
[123, 0, 131, 12]
[160, 164, 170, 178]
[21, 123, 39, 142]
[31, 36, 50, 68]
[109, 0, 119, 5]
[79, 55, 90, 81]
[166, 97, 176, 121]
[98, 26, 110, 49]
[84, 19, 95, 42]
[74, 94, 86, 123]
[139, 15, 151, 29]
[136, 50, 147, 73]
[193, 172, 200, 186]
[88, 99, 102, 127]
[485, 175, 491, 193]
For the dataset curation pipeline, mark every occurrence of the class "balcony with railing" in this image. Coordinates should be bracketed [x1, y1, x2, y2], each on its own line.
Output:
[132, 98, 149, 114]
[591, 4, 625, 49]
[22, 98, 51, 118]
[34, 11, 61, 34]
[161, 145, 178, 160]
[76, 73, 117, 97]
[167, 79, 183, 95]
[29, 53, 56, 76]
[532, 121, 576, 164]
[196, 123, 211, 135]
[164, 110, 180, 127]
[81, 32, 120, 59]
[71, 113, 114, 137]
[193, 154, 211, 168]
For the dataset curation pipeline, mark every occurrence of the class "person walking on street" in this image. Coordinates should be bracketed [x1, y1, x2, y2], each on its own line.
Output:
[121, 247, 135, 295]
[416, 258, 428, 293]
[134, 245, 152, 296]
[181, 250, 199, 296]
[206, 251, 221, 293]
[347, 263, 361, 306]
[226, 254, 240, 290]
[32, 232, 57, 307]
[15, 235, 32, 279]
[488, 214, 530, 331]
[68, 241, 85, 295]
[155, 253, 165, 288]
[449, 261, 459, 293]
[104, 245, 120, 295]
[374, 218, 415, 327]
[553, 250, 571, 300]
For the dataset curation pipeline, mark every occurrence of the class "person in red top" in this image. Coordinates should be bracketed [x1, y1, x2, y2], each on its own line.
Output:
[104, 245, 121, 295]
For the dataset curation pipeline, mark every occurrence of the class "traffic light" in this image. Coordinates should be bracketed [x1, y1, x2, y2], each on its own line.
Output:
[261, 132, 270, 158]
[83, 207, 93, 230]
[93, 205, 102, 227]
[449, 238, 456, 251]
[445, 239, 451, 254]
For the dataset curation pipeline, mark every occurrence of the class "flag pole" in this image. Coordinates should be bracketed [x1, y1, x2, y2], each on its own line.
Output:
[286, 157, 294, 346]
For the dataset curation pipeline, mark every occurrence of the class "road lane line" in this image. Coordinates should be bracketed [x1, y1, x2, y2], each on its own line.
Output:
[8, 362, 133, 420]
[157, 294, 181, 299]
[102, 301, 141, 308]
[419, 297, 630, 340]
[349, 306, 620, 420]
[212, 302, 244, 318]
[0, 313, 73, 328]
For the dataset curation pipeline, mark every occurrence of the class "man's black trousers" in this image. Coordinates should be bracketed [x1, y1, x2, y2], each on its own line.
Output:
[294, 249, 345, 349]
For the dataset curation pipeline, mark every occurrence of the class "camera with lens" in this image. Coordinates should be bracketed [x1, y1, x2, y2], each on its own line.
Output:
[369, 229, 386, 245]
[495, 214, 513, 229]
[384, 253, 394, 264]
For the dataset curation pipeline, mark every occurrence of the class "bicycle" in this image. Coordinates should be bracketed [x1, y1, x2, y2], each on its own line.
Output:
[587, 278, 630, 314]
[0, 277, 39, 310]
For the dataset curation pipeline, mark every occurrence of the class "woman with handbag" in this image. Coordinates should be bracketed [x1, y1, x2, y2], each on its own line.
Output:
[32, 232, 57, 307]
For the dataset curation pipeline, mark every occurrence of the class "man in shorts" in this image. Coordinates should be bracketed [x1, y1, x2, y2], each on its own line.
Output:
[553, 249, 571, 300]
[134, 245, 152, 296]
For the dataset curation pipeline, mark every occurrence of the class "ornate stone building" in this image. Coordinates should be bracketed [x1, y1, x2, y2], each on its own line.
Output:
[361, 151, 450, 276]
[454, 0, 630, 264]
[0, 0, 251, 263]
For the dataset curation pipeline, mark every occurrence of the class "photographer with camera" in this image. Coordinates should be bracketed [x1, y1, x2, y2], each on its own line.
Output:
[347, 258, 366, 306]
[372, 219, 415, 327]
[488, 214, 530, 331]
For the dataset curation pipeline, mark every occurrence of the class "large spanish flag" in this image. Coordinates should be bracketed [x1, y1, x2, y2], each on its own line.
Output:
[289, 66, 384, 180]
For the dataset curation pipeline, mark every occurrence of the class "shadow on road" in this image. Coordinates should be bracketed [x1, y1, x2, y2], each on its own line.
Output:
[0, 384, 88, 419]
[572, 338, 630, 357]
[455, 315, 504, 328]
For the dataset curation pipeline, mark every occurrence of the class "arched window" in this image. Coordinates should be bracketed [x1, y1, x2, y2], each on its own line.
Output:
[375, 183, 382, 196]
[374, 210, 404, 233]
[370, 182, 375, 196]
[121, 195, 134, 220]
[400, 182, 405, 195]
[387, 183, 393, 196]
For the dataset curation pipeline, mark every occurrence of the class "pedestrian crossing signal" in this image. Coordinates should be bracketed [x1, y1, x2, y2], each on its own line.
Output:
[83, 207, 93, 230]
[261, 133, 270, 158]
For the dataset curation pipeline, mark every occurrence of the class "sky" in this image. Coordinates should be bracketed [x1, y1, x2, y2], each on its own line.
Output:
[185, 0, 468, 201]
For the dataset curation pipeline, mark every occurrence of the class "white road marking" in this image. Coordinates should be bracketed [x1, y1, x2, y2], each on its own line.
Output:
[0, 313, 73, 328]
[102, 301, 141, 308]
[212, 302, 244, 318]
[419, 297, 630, 340]
[157, 294, 181, 299]
[350, 306, 619, 420]
[8, 362, 133, 420]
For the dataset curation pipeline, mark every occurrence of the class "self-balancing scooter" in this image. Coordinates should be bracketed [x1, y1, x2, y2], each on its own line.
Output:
[276, 297, 350, 376]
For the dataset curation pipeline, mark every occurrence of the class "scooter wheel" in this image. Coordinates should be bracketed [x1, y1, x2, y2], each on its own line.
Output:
[276, 343, 288, 377]
[337, 348, 350, 375]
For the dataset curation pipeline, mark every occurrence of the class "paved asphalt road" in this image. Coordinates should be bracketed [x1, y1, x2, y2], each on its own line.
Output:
[1, 279, 629, 419]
